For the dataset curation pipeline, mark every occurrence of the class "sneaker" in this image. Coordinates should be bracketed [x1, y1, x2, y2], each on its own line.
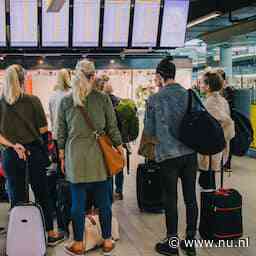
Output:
[0, 227, 6, 235]
[64, 243, 85, 256]
[48, 233, 65, 247]
[102, 239, 115, 256]
[180, 238, 196, 256]
[155, 237, 179, 256]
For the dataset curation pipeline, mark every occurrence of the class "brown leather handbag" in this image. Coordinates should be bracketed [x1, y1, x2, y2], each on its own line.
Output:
[138, 130, 159, 161]
[78, 107, 124, 177]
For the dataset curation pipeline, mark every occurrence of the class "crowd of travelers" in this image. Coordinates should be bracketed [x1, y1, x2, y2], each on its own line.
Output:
[0, 57, 240, 256]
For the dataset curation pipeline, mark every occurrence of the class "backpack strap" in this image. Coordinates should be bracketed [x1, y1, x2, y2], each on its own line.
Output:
[187, 89, 206, 114]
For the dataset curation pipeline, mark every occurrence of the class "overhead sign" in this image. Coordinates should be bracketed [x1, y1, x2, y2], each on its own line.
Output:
[132, 0, 161, 47]
[10, 0, 38, 47]
[160, 0, 189, 48]
[103, 0, 131, 47]
[73, 0, 100, 47]
[42, 0, 69, 46]
[0, 1, 6, 47]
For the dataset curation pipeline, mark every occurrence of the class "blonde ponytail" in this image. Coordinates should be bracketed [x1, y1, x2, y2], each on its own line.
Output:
[72, 59, 95, 107]
[2, 65, 23, 105]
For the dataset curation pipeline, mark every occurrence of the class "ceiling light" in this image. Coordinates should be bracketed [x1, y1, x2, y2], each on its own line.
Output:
[187, 12, 222, 28]
[46, 0, 66, 12]
[38, 57, 44, 65]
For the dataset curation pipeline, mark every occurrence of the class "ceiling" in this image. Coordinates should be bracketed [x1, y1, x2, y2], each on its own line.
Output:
[187, 0, 256, 48]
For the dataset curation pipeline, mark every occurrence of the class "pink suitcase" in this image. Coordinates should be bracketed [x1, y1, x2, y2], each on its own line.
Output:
[6, 203, 47, 256]
[6, 159, 47, 256]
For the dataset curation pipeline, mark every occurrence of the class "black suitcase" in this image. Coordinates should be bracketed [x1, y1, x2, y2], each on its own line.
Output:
[136, 161, 164, 213]
[0, 176, 9, 203]
[199, 158, 243, 240]
[56, 178, 72, 236]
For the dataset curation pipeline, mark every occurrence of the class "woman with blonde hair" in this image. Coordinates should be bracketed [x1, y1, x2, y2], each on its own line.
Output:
[49, 68, 71, 140]
[48, 68, 71, 235]
[57, 59, 123, 255]
[0, 64, 64, 246]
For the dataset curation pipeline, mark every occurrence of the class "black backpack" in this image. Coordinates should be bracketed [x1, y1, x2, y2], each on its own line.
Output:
[230, 109, 253, 156]
[179, 89, 226, 155]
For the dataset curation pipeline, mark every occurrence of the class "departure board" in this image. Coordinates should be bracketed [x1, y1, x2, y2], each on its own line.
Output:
[73, 0, 100, 47]
[42, 0, 69, 47]
[161, 0, 189, 48]
[0, 2, 6, 47]
[103, 0, 131, 47]
[132, 0, 160, 47]
[10, 0, 38, 47]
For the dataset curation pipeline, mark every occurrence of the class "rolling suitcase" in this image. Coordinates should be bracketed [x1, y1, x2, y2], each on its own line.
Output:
[6, 161, 47, 256]
[199, 157, 243, 241]
[56, 178, 72, 237]
[136, 161, 164, 213]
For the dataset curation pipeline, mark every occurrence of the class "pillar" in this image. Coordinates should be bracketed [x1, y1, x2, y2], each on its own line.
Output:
[220, 46, 233, 82]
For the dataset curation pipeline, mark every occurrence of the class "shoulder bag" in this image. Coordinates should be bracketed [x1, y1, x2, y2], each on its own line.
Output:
[179, 89, 226, 155]
[78, 107, 124, 177]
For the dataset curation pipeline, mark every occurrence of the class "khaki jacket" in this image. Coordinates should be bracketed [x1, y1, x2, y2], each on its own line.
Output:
[57, 90, 122, 183]
[198, 92, 235, 171]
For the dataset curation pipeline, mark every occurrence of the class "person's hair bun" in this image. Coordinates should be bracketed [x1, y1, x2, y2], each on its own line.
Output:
[165, 56, 173, 61]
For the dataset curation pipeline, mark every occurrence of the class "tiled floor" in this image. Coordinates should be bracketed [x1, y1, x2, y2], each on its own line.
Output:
[0, 156, 256, 255]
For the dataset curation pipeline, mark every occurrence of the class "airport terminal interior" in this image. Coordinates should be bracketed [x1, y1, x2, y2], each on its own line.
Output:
[0, 0, 256, 255]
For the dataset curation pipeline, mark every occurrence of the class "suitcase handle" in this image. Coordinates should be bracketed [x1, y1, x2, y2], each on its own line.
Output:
[220, 158, 224, 189]
[24, 158, 30, 203]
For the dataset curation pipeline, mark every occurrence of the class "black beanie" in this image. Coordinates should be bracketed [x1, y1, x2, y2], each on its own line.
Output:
[156, 56, 176, 80]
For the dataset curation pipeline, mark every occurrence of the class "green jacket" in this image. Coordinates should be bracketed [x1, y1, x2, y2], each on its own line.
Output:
[57, 90, 122, 184]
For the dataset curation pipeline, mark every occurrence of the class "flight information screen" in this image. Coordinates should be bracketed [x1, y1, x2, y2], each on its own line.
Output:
[73, 0, 100, 47]
[0, 2, 6, 47]
[161, 0, 189, 48]
[10, 0, 38, 47]
[103, 0, 131, 47]
[132, 0, 160, 47]
[42, 0, 69, 47]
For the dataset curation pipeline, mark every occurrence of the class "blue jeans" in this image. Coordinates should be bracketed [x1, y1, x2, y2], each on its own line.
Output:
[2, 146, 54, 231]
[70, 180, 112, 241]
[115, 171, 124, 194]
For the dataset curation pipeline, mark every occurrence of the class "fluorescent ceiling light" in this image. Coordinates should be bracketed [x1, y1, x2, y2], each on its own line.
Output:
[187, 12, 222, 28]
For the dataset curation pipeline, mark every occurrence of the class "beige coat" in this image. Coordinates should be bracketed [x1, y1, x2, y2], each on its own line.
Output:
[198, 92, 235, 171]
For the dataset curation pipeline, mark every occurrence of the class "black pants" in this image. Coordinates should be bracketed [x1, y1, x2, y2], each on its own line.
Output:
[2, 146, 54, 231]
[159, 154, 198, 238]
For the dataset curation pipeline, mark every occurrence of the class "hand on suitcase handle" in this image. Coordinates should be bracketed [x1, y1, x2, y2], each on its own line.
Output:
[13, 143, 27, 160]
